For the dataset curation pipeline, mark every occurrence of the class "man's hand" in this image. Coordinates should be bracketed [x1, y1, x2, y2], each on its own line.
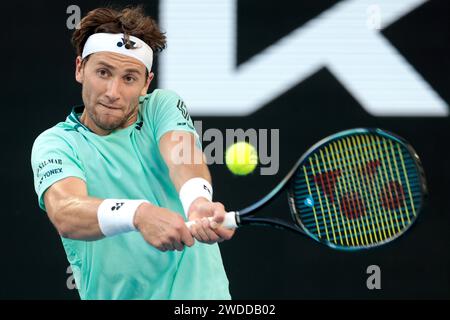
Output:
[134, 202, 195, 252]
[188, 198, 235, 244]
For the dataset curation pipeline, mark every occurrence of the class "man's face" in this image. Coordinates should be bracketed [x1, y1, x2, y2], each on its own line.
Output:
[75, 52, 153, 132]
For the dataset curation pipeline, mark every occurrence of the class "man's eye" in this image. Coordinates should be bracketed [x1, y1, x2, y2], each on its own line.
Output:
[97, 69, 109, 77]
[125, 76, 136, 83]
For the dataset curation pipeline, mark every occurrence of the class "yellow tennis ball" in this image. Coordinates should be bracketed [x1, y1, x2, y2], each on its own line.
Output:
[225, 142, 258, 175]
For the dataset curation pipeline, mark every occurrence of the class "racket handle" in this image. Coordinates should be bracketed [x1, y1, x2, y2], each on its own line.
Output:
[186, 211, 238, 229]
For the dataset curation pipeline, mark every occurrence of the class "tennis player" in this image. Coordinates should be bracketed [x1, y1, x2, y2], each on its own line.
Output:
[30, 6, 234, 299]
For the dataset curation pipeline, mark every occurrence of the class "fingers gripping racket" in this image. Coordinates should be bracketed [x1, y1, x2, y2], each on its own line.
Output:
[188, 128, 427, 250]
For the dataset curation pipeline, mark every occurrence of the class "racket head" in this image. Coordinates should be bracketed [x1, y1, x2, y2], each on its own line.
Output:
[288, 128, 427, 250]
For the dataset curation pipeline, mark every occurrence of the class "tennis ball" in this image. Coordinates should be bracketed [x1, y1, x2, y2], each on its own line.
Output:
[225, 142, 258, 176]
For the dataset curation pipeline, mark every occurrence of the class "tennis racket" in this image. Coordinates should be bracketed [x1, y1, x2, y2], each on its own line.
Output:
[187, 128, 427, 250]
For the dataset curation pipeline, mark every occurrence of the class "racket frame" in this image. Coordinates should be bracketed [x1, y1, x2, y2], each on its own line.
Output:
[232, 128, 427, 250]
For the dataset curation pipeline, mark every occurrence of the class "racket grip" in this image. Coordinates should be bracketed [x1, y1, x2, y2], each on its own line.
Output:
[186, 211, 237, 229]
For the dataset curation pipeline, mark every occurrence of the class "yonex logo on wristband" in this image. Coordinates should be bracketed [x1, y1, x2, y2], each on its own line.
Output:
[111, 202, 124, 211]
[98, 199, 147, 237]
[203, 185, 211, 195]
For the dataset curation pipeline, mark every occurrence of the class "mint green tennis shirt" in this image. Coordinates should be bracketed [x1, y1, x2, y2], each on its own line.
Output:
[31, 89, 231, 300]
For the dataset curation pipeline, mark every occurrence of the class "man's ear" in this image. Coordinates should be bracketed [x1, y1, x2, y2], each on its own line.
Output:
[75, 56, 84, 84]
[141, 72, 154, 96]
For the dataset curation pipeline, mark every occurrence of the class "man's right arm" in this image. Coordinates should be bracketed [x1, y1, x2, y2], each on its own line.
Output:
[44, 177, 194, 251]
[44, 177, 104, 240]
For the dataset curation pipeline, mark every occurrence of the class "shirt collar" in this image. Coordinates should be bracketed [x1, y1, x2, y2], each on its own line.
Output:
[67, 105, 93, 132]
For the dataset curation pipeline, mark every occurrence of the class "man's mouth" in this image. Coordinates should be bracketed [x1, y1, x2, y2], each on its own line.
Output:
[99, 103, 120, 110]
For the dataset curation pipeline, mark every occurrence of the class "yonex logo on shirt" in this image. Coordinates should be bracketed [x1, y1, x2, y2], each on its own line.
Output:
[176, 121, 195, 130]
[39, 168, 63, 185]
[135, 121, 144, 130]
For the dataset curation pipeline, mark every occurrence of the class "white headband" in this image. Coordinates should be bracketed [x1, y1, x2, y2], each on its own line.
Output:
[82, 33, 153, 71]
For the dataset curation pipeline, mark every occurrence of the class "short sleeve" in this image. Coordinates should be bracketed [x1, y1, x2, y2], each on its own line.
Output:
[31, 130, 86, 211]
[145, 89, 201, 147]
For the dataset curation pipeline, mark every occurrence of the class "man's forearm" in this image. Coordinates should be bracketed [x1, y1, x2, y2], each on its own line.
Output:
[170, 162, 211, 192]
[159, 131, 212, 192]
[48, 195, 105, 240]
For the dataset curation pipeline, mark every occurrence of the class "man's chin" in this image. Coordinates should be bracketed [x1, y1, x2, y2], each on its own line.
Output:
[95, 114, 126, 130]
[92, 117, 123, 131]
[97, 122, 123, 131]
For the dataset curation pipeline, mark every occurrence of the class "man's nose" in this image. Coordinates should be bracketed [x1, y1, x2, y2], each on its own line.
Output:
[105, 77, 121, 102]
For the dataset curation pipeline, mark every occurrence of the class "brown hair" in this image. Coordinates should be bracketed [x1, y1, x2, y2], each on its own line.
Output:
[71, 5, 166, 57]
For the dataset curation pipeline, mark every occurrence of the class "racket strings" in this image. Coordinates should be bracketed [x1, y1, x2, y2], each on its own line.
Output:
[293, 134, 421, 248]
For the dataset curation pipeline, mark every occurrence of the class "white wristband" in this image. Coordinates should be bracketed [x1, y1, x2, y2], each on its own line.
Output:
[179, 178, 213, 217]
[97, 199, 149, 237]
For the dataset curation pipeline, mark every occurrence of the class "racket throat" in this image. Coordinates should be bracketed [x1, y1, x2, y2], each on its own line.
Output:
[238, 216, 304, 234]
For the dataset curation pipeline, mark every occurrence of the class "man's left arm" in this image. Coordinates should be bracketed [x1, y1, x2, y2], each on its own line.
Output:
[159, 131, 235, 244]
